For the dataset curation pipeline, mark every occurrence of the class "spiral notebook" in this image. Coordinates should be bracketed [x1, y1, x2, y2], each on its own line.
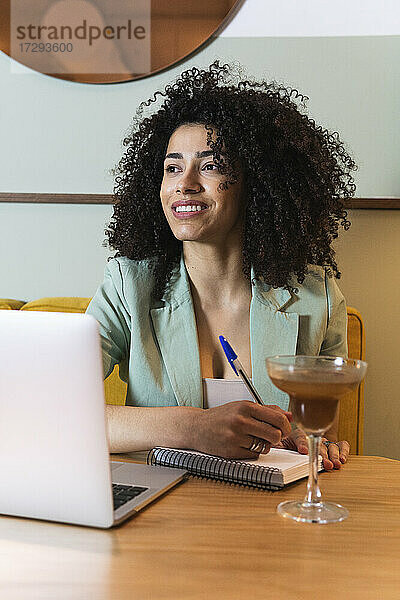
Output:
[147, 447, 322, 490]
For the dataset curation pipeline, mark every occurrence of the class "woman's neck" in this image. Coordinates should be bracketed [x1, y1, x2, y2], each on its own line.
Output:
[183, 240, 251, 309]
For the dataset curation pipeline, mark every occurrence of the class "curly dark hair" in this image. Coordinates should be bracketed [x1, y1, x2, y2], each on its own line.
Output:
[106, 61, 356, 299]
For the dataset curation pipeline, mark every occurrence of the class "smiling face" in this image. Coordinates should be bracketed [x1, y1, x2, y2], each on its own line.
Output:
[160, 123, 244, 245]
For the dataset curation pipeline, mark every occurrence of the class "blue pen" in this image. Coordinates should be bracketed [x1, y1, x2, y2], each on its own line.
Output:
[219, 335, 264, 406]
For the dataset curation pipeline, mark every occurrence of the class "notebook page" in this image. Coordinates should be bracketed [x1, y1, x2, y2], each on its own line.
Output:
[251, 448, 309, 469]
[202, 378, 253, 409]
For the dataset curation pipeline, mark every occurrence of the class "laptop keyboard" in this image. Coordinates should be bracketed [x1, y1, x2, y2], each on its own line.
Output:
[112, 483, 148, 510]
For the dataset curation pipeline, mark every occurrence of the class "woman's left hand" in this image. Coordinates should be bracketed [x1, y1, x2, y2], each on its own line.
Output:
[275, 430, 350, 470]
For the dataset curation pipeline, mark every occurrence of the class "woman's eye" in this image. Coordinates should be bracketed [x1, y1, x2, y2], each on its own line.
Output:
[165, 165, 180, 173]
[203, 163, 219, 171]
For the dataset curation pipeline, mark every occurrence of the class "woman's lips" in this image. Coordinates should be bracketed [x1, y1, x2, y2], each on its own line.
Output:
[171, 202, 209, 219]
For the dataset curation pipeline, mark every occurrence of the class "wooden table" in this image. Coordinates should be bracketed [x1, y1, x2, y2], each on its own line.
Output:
[0, 456, 399, 600]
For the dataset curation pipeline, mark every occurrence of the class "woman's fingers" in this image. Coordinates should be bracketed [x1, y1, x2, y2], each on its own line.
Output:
[320, 439, 350, 470]
[237, 447, 265, 460]
[265, 405, 293, 423]
[337, 440, 350, 463]
[327, 442, 342, 469]
[319, 439, 334, 470]
[250, 404, 292, 440]
[199, 401, 293, 459]
[243, 437, 271, 455]
[276, 429, 308, 453]
[246, 421, 287, 446]
[275, 432, 350, 471]
[290, 429, 308, 453]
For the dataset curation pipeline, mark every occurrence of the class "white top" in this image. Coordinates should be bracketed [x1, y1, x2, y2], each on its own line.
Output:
[202, 378, 254, 409]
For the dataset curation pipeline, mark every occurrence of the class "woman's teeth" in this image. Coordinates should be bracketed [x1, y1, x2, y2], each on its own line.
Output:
[174, 205, 207, 213]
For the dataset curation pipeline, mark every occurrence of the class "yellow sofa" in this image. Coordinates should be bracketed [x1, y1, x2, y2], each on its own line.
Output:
[0, 297, 365, 454]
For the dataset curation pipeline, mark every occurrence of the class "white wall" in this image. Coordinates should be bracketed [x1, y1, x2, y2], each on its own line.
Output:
[222, 0, 400, 37]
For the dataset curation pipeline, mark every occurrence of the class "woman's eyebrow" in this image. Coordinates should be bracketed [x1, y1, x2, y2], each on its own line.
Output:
[164, 152, 183, 159]
[164, 150, 224, 159]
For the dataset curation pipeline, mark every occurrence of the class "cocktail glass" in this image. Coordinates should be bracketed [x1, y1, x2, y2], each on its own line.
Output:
[265, 355, 367, 524]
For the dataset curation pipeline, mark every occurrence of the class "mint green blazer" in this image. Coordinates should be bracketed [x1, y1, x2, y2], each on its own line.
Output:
[86, 255, 347, 411]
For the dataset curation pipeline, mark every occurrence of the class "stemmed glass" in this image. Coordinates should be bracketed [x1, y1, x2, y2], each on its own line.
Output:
[265, 356, 367, 524]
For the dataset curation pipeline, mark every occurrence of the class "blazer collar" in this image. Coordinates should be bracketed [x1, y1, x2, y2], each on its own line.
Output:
[159, 254, 192, 306]
[151, 256, 298, 409]
[250, 265, 293, 311]
[161, 256, 294, 310]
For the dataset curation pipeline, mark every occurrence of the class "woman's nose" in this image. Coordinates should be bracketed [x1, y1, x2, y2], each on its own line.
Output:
[176, 170, 202, 194]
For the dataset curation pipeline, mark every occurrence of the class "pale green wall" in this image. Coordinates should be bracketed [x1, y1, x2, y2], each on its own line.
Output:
[2, 36, 400, 196]
[1, 35, 399, 299]
[1, 35, 399, 457]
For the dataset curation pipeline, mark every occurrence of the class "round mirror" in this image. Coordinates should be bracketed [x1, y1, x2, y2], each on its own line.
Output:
[0, 0, 242, 84]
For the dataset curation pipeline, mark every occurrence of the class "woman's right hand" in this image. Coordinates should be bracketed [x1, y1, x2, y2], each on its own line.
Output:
[193, 401, 292, 459]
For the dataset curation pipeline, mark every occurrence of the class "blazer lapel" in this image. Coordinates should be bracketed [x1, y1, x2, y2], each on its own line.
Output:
[150, 256, 202, 408]
[250, 277, 299, 410]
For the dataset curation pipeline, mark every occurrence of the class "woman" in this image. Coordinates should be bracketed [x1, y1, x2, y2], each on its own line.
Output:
[87, 62, 356, 469]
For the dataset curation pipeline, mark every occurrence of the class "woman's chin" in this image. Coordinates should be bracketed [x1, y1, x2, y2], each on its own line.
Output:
[170, 225, 207, 242]
[174, 232, 205, 243]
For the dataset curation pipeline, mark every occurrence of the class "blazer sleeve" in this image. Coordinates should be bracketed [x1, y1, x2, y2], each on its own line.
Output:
[319, 271, 348, 359]
[85, 259, 131, 380]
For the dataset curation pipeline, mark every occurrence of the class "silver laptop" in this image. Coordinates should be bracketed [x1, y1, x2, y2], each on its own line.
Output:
[0, 310, 187, 528]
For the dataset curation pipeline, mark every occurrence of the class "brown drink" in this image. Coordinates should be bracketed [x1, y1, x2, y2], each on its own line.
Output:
[266, 356, 367, 523]
[270, 370, 359, 434]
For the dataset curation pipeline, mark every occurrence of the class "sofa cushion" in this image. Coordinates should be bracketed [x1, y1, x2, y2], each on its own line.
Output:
[21, 297, 91, 313]
[0, 299, 26, 310]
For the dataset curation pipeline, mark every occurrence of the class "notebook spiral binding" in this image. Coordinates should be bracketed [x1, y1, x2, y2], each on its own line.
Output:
[147, 448, 282, 490]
